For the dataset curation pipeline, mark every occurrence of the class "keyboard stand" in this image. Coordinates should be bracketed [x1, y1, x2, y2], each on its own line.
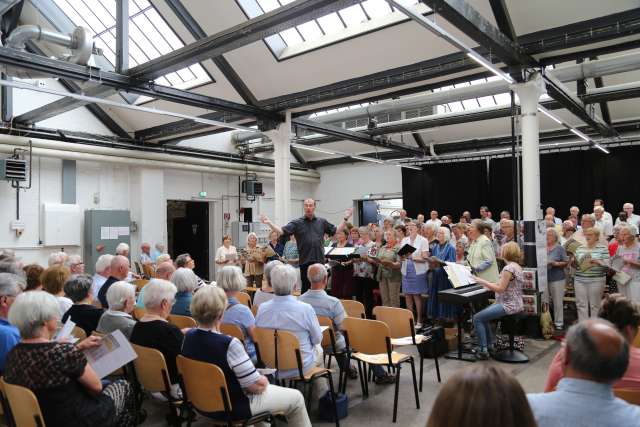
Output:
[444, 308, 477, 362]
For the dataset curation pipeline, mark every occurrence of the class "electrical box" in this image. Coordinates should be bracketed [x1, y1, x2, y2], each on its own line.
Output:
[0, 159, 27, 181]
[231, 221, 270, 248]
[83, 209, 131, 275]
[42, 203, 82, 246]
[242, 180, 263, 196]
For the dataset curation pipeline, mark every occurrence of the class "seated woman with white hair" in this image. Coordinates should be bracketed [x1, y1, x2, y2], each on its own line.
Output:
[182, 286, 311, 426]
[252, 260, 282, 307]
[96, 281, 137, 339]
[218, 266, 257, 362]
[130, 279, 184, 397]
[170, 267, 198, 316]
[4, 291, 136, 427]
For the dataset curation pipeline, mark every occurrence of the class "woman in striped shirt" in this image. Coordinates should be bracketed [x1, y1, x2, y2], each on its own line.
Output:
[573, 227, 610, 321]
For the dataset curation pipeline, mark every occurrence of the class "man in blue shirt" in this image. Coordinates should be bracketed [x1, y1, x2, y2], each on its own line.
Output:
[299, 264, 395, 384]
[528, 319, 640, 427]
[0, 273, 24, 372]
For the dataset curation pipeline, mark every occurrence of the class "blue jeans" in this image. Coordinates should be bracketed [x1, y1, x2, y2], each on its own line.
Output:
[473, 303, 507, 350]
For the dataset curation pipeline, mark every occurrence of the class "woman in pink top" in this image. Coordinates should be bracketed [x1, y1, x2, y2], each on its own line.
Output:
[545, 293, 640, 391]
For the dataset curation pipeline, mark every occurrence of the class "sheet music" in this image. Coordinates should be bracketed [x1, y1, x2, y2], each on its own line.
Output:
[329, 247, 356, 256]
[84, 330, 137, 379]
[324, 247, 333, 256]
[55, 319, 76, 342]
[444, 262, 476, 288]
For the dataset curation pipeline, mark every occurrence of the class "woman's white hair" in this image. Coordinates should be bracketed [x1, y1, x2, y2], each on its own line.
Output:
[106, 281, 136, 311]
[547, 227, 561, 244]
[422, 222, 436, 232]
[271, 264, 298, 296]
[437, 226, 451, 242]
[48, 252, 68, 267]
[9, 291, 59, 339]
[246, 232, 258, 245]
[142, 279, 177, 309]
[170, 268, 198, 293]
[115, 243, 129, 255]
[263, 260, 283, 286]
[95, 254, 113, 274]
[156, 254, 171, 265]
[216, 265, 246, 292]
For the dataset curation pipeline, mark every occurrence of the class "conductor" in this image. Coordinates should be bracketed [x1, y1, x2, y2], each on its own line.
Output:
[260, 198, 352, 292]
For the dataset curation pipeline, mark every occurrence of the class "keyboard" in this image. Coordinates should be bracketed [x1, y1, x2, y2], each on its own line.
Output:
[438, 284, 491, 306]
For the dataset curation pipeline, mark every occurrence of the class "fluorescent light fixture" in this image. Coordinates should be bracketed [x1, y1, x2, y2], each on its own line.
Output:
[594, 144, 610, 154]
[537, 106, 562, 124]
[290, 144, 336, 155]
[351, 155, 385, 164]
[466, 52, 514, 84]
[570, 128, 590, 142]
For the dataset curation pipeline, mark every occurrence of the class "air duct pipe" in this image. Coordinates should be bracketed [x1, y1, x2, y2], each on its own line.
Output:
[3, 25, 94, 78]
[0, 135, 320, 183]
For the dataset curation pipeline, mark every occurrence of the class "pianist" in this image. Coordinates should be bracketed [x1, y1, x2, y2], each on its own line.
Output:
[472, 242, 524, 360]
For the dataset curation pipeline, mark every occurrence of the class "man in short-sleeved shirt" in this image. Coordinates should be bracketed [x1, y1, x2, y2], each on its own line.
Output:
[0, 273, 23, 372]
[260, 198, 352, 292]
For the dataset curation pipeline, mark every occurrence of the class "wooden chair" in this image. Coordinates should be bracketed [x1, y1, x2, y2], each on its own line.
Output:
[72, 326, 87, 341]
[131, 344, 186, 427]
[0, 378, 46, 427]
[633, 330, 640, 348]
[134, 261, 143, 276]
[342, 317, 420, 423]
[133, 307, 146, 321]
[220, 323, 245, 343]
[176, 355, 276, 426]
[341, 299, 365, 319]
[168, 314, 197, 329]
[132, 279, 149, 293]
[236, 292, 252, 308]
[318, 315, 348, 393]
[253, 327, 340, 427]
[615, 388, 640, 405]
[372, 306, 441, 390]
[142, 263, 156, 279]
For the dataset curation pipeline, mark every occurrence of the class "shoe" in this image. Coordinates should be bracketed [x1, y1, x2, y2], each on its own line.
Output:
[374, 373, 396, 385]
[415, 323, 423, 330]
[348, 366, 359, 379]
[474, 350, 489, 361]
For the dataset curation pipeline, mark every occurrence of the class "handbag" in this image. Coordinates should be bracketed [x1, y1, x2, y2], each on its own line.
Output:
[540, 303, 554, 340]
[318, 391, 348, 421]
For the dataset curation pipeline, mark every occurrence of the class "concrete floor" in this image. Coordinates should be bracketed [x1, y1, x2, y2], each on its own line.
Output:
[142, 338, 559, 426]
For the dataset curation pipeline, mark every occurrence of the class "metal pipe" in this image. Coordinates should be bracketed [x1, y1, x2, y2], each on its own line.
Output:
[6, 25, 73, 50]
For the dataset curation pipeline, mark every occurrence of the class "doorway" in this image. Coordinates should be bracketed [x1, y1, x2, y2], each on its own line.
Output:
[167, 200, 210, 280]
[357, 198, 404, 226]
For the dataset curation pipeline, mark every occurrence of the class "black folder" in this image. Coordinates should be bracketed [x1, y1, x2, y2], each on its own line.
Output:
[397, 244, 417, 257]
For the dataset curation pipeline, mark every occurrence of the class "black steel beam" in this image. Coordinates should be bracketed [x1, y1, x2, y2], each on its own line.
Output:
[0, 47, 282, 122]
[412, 132, 427, 150]
[488, 0, 516, 41]
[127, 0, 361, 81]
[290, 146, 308, 167]
[292, 117, 425, 155]
[1, 73, 11, 122]
[115, 0, 129, 73]
[164, 0, 258, 106]
[307, 150, 405, 168]
[590, 56, 612, 125]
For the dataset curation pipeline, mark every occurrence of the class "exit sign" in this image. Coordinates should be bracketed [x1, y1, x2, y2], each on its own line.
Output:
[198, 191, 207, 197]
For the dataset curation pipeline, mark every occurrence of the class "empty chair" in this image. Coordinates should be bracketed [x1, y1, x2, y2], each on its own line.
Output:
[341, 299, 365, 319]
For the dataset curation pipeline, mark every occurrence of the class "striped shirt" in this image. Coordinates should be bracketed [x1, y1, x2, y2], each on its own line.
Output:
[575, 244, 610, 279]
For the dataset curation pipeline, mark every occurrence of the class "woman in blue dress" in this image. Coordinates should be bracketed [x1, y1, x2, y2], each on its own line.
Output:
[426, 227, 462, 321]
[400, 222, 430, 328]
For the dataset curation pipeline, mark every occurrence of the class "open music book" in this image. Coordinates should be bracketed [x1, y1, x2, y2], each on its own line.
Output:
[84, 330, 137, 379]
[443, 262, 476, 288]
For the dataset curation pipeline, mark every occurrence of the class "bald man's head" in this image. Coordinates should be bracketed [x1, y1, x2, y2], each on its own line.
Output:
[564, 318, 629, 384]
[110, 255, 130, 280]
[156, 261, 176, 281]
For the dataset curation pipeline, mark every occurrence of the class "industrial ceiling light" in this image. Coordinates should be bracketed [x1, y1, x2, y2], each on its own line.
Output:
[290, 144, 336, 155]
[594, 144, 610, 154]
[570, 128, 591, 142]
[351, 155, 384, 164]
[537, 105, 562, 124]
[466, 52, 514, 84]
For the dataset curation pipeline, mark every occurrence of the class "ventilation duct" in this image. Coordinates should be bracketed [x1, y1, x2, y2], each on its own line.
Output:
[3, 25, 95, 78]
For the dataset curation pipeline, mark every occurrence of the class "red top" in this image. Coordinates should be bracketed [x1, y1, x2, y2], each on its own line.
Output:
[609, 241, 619, 257]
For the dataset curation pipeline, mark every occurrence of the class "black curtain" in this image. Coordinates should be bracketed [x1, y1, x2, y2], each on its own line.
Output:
[402, 145, 640, 220]
[402, 160, 489, 219]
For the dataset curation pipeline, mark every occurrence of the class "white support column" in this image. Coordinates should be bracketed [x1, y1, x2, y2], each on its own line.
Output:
[511, 74, 546, 221]
[266, 111, 291, 225]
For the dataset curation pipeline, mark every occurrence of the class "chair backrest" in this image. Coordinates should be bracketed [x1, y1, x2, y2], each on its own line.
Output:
[253, 327, 277, 368]
[614, 388, 640, 405]
[342, 317, 390, 355]
[236, 292, 252, 308]
[1, 378, 46, 427]
[168, 314, 197, 329]
[132, 307, 146, 321]
[177, 355, 231, 414]
[251, 304, 259, 317]
[131, 343, 172, 393]
[372, 306, 414, 339]
[317, 315, 335, 348]
[220, 323, 245, 343]
[132, 279, 148, 292]
[633, 331, 640, 348]
[272, 330, 303, 372]
[72, 326, 87, 341]
[341, 299, 366, 319]
[142, 264, 155, 279]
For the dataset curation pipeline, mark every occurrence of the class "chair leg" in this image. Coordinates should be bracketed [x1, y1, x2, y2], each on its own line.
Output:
[392, 365, 401, 423]
[356, 360, 367, 398]
[326, 373, 340, 427]
[433, 348, 441, 383]
[409, 359, 420, 409]
[363, 363, 369, 396]
[419, 354, 424, 392]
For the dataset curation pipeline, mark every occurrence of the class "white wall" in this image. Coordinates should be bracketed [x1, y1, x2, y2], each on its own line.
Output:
[313, 163, 403, 225]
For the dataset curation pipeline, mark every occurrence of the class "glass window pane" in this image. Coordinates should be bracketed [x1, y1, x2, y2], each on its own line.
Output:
[145, 8, 184, 50]
[448, 101, 464, 112]
[462, 99, 479, 110]
[257, 0, 280, 12]
[297, 21, 323, 42]
[317, 12, 344, 35]
[477, 96, 497, 107]
[494, 93, 511, 105]
[361, 0, 393, 19]
[339, 4, 367, 26]
[279, 27, 304, 46]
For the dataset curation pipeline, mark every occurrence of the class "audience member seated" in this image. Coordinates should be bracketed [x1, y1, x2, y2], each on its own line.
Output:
[66, 254, 85, 274]
[91, 254, 113, 302]
[299, 263, 394, 384]
[22, 263, 43, 291]
[218, 266, 257, 362]
[139, 242, 153, 265]
[253, 260, 281, 307]
[472, 242, 524, 360]
[151, 243, 165, 263]
[545, 294, 640, 391]
[130, 279, 184, 398]
[170, 267, 198, 316]
[175, 253, 205, 289]
[136, 261, 176, 309]
[97, 255, 130, 309]
[156, 253, 172, 265]
[41, 265, 72, 316]
[182, 286, 311, 426]
[255, 264, 326, 393]
[427, 364, 537, 427]
[0, 273, 23, 372]
[96, 281, 137, 339]
[528, 319, 640, 427]
[62, 274, 104, 337]
[115, 242, 130, 258]
[0, 255, 23, 276]
[4, 291, 136, 427]
[48, 251, 68, 267]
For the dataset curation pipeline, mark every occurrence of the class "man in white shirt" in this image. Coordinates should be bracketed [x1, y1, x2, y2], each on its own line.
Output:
[546, 207, 562, 225]
[594, 206, 613, 238]
[594, 199, 614, 224]
[139, 242, 153, 265]
[616, 203, 640, 230]
[91, 254, 113, 302]
[425, 210, 442, 230]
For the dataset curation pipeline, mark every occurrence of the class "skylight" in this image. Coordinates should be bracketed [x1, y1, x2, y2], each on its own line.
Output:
[236, 0, 425, 59]
[52, 0, 211, 91]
